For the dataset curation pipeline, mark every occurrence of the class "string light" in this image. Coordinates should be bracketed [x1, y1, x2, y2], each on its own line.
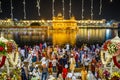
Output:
[10, 0, 13, 19]
[99, 0, 102, 15]
[62, 0, 65, 18]
[52, 0, 55, 18]
[36, 0, 40, 16]
[69, 0, 71, 18]
[91, 0, 93, 20]
[0, 1, 2, 13]
[23, 0, 26, 19]
[81, 0, 84, 20]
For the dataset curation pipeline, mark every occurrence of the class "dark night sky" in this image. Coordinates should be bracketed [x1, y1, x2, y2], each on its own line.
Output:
[0, 0, 120, 20]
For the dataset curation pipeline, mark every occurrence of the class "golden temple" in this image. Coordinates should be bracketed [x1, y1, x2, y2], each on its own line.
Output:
[52, 13, 77, 30]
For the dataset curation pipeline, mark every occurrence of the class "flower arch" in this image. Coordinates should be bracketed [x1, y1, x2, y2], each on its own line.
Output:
[101, 35, 120, 69]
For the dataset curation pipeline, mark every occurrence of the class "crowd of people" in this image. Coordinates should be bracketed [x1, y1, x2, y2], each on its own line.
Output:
[18, 42, 103, 80]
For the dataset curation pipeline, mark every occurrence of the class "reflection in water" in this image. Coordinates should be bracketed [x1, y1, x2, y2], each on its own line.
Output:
[1, 29, 117, 47]
[49, 30, 77, 46]
[76, 29, 108, 46]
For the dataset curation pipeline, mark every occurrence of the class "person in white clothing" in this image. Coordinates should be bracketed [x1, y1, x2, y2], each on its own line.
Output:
[83, 54, 90, 71]
[66, 43, 70, 51]
[52, 58, 57, 72]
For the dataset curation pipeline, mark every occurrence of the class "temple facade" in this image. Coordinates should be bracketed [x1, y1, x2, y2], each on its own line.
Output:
[52, 13, 77, 30]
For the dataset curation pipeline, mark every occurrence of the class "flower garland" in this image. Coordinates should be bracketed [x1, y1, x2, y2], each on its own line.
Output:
[8, 51, 19, 66]
[0, 72, 7, 79]
[7, 40, 17, 53]
[111, 72, 120, 78]
[0, 56, 6, 68]
[101, 50, 112, 65]
[0, 41, 7, 55]
[101, 39, 120, 65]
[5, 58, 10, 76]
[103, 69, 110, 78]
[108, 43, 118, 55]
[0, 41, 7, 68]
[102, 40, 111, 51]
[113, 56, 120, 69]
[7, 39, 19, 66]
[102, 40, 118, 55]
[113, 43, 120, 56]
[7, 42, 13, 53]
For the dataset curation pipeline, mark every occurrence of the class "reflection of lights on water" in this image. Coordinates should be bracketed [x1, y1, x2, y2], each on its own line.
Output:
[106, 29, 111, 39]
[106, 29, 110, 35]
[88, 30, 90, 40]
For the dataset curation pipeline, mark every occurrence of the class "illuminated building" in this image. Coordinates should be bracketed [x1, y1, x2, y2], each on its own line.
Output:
[0, 17, 118, 29]
[52, 13, 77, 30]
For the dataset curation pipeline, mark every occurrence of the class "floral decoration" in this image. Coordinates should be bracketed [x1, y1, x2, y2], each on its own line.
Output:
[108, 43, 118, 55]
[113, 56, 120, 69]
[7, 40, 17, 53]
[102, 40, 119, 55]
[111, 72, 120, 79]
[0, 41, 6, 55]
[103, 69, 110, 78]
[0, 56, 6, 68]
[101, 50, 112, 65]
[102, 40, 111, 51]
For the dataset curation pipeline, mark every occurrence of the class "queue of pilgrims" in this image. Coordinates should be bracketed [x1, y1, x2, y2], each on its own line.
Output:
[18, 42, 102, 80]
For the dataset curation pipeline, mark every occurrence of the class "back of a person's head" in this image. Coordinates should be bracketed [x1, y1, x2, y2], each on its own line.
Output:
[65, 64, 68, 68]
[82, 66, 86, 71]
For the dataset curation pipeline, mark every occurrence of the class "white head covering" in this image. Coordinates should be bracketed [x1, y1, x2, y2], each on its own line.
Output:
[65, 64, 68, 68]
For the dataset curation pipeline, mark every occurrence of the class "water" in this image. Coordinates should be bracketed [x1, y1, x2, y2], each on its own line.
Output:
[2, 28, 118, 47]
